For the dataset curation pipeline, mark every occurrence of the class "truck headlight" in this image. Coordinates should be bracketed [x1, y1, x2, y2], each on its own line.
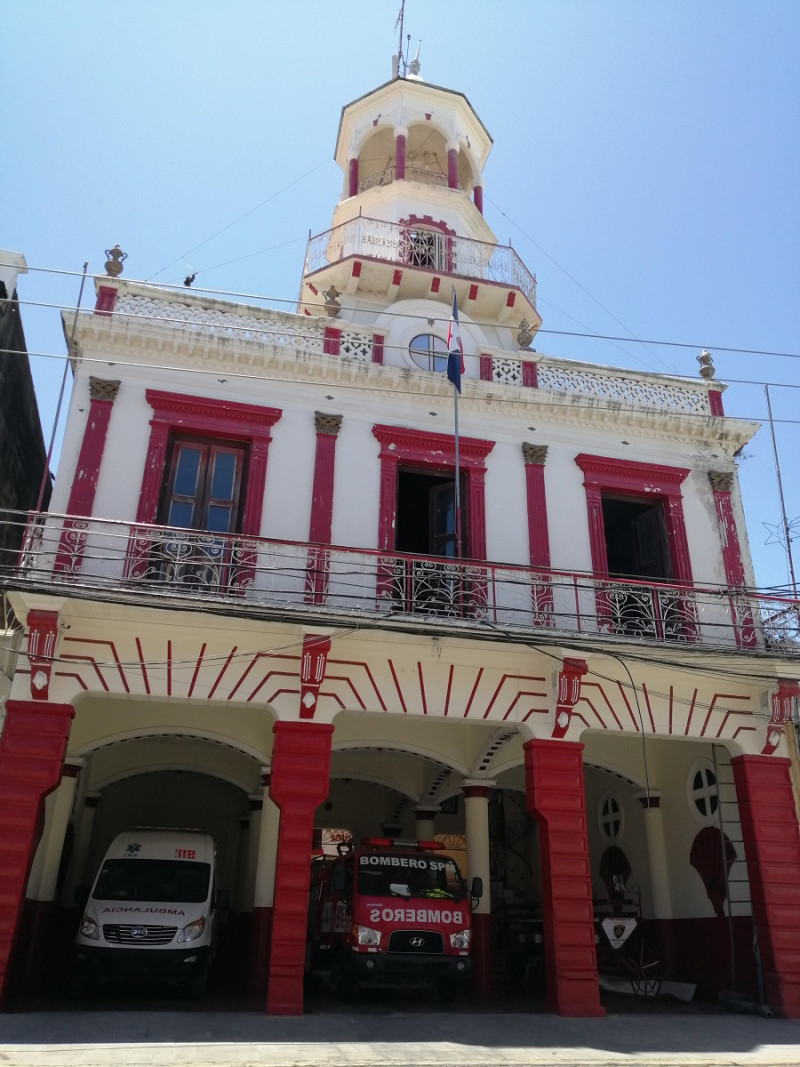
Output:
[450, 929, 471, 950]
[79, 916, 100, 940]
[177, 917, 206, 943]
[355, 925, 381, 947]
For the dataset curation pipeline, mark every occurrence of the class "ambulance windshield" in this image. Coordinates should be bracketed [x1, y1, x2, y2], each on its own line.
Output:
[357, 853, 466, 899]
[92, 860, 211, 904]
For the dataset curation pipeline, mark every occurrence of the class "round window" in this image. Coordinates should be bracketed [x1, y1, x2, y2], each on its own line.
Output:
[688, 760, 718, 821]
[409, 333, 448, 373]
[598, 793, 623, 842]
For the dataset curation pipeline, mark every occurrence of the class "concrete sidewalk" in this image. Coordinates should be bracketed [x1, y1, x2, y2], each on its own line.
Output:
[1, 1010, 800, 1067]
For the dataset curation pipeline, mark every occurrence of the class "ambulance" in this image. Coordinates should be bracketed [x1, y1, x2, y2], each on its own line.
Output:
[306, 837, 482, 1000]
[74, 829, 219, 995]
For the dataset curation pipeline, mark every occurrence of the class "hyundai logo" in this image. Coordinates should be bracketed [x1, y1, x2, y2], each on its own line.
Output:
[131, 926, 148, 939]
[410, 936, 425, 948]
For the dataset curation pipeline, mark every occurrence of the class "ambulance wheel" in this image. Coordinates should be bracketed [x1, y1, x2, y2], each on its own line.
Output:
[187, 966, 209, 1000]
[437, 979, 457, 1003]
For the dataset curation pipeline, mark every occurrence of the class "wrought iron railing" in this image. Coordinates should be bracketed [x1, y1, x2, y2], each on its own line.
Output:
[4, 510, 799, 654]
[303, 216, 537, 309]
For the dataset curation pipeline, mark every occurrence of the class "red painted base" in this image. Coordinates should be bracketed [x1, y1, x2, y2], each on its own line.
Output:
[266, 722, 334, 1015]
[733, 755, 800, 1018]
[0, 700, 74, 1003]
[250, 906, 273, 995]
[524, 738, 604, 1018]
[471, 912, 492, 998]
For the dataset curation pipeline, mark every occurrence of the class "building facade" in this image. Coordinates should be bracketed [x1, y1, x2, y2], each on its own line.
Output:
[2, 72, 800, 1017]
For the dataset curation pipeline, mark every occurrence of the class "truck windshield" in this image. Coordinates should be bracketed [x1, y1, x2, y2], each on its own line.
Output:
[357, 853, 466, 900]
[92, 860, 211, 904]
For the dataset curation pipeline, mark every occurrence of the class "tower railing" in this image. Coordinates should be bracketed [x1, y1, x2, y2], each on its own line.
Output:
[303, 216, 537, 309]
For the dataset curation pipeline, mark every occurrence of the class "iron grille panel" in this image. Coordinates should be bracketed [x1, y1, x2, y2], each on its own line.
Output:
[103, 924, 178, 945]
[387, 930, 444, 954]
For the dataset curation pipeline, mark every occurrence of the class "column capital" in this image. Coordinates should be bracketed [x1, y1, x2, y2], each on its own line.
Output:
[709, 470, 734, 493]
[314, 412, 343, 436]
[88, 376, 121, 402]
[522, 442, 548, 465]
[394, 124, 409, 139]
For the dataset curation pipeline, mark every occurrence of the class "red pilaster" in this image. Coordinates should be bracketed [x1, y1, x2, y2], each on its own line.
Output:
[523, 739, 604, 1017]
[479, 355, 493, 382]
[55, 378, 120, 574]
[731, 755, 800, 1018]
[306, 414, 341, 603]
[710, 472, 755, 648]
[371, 335, 384, 364]
[522, 362, 538, 388]
[523, 445, 551, 571]
[323, 327, 341, 356]
[94, 286, 118, 316]
[0, 700, 74, 1002]
[266, 721, 334, 1014]
[395, 132, 406, 181]
[709, 389, 725, 416]
[348, 157, 359, 198]
[473, 185, 484, 214]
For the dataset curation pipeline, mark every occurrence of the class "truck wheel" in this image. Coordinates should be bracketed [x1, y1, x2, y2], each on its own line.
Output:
[331, 959, 354, 1001]
[437, 979, 457, 1004]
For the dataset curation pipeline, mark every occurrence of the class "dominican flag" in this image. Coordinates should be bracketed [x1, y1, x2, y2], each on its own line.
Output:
[446, 288, 465, 392]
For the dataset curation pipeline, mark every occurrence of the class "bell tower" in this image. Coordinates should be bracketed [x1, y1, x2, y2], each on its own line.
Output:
[299, 70, 540, 335]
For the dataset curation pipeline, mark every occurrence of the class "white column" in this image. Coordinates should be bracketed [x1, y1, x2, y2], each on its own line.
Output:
[414, 807, 438, 842]
[637, 792, 673, 919]
[463, 780, 493, 912]
[61, 789, 100, 906]
[254, 769, 281, 910]
[26, 760, 82, 902]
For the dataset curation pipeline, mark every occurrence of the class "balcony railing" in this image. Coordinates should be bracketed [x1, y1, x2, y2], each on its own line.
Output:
[303, 216, 537, 310]
[4, 510, 799, 656]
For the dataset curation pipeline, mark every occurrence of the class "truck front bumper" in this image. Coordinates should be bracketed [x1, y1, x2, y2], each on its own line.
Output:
[351, 951, 472, 985]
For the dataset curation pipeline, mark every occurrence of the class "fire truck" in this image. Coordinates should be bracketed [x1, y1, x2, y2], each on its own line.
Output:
[306, 837, 482, 1000]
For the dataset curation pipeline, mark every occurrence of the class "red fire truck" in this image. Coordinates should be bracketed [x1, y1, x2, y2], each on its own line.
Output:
[306, 837, 482, 1000]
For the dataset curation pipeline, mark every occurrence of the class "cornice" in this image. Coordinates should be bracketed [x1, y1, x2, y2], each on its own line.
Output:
[71, 314, 758, 451]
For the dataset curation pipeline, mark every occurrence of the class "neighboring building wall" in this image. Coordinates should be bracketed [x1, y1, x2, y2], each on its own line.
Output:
[0, 288, 50, 566]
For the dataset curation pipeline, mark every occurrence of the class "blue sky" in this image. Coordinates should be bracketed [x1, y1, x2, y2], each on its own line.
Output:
[3, 1, 799, 593]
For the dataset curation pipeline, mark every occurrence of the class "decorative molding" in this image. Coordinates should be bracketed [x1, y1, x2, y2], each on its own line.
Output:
[25, 609, 60, 701]
[551, 658, 589, 740]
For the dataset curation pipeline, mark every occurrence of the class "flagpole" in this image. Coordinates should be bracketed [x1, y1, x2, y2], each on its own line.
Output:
[453, 381, 462, 559]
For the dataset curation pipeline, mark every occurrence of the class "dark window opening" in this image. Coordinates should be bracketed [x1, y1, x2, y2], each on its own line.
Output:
[602, 496, 671, 581]
[396, 469, 467, 559]
[391, 468, 474, 617]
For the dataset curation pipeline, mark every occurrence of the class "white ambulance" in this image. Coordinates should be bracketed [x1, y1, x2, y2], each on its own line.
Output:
[74, 829, 218, 995]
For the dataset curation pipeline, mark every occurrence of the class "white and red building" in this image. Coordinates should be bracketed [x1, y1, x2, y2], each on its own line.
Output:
[2, 68, 800, 1016]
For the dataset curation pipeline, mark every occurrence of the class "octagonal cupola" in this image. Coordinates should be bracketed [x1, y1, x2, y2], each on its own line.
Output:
[335, 78, 492, 217]
[300, 73, 541, 340]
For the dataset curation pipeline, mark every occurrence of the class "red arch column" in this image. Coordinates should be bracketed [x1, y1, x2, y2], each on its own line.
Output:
[0, 700, 74, 1002]
[523, 738, 604, 1016]
[732, 754, 800, 1017]
[266, 721, 334, 1014]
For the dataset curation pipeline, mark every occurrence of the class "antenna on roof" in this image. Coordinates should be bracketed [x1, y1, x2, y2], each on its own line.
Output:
[394, 0, 407, 78]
